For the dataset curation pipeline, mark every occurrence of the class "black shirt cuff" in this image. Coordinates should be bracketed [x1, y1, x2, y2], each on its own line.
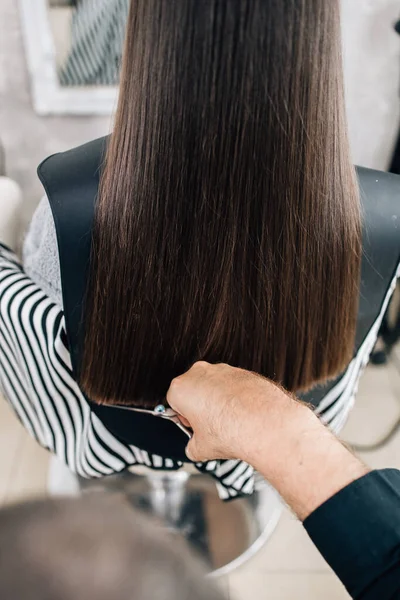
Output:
[303, 469, 400, 599]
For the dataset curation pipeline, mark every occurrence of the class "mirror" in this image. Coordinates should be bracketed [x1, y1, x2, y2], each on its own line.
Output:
[49, 0, 128, 88]
[18, 0, 121, 115]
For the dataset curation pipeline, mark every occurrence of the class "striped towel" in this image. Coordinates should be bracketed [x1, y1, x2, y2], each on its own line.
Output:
[59, 0, 129, 86]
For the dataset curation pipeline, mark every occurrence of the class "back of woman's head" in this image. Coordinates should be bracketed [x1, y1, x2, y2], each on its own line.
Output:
[82, 0, 361, 407]
[0, 496, 223, 600]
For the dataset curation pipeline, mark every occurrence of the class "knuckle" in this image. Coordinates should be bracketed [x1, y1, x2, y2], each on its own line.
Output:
[193, 360, 209, 369]
[170, 375, 182, 388]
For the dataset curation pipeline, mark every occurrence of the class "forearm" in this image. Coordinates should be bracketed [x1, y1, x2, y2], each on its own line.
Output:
[238, 400, 400, 597]
[238, 396, 368, 520]
[167, 362, 400, 598]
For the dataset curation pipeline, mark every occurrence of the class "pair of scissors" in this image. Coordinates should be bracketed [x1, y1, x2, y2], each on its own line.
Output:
[110, 403, 192, 438]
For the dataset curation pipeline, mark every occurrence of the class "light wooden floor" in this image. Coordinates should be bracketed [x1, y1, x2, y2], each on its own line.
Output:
[0, 392, 49, 507]
[1, 347, 400, 599]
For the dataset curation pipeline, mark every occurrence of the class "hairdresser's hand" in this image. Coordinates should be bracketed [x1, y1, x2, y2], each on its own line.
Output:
[167, 361, 310, 463]
[167, 362, 369, 520]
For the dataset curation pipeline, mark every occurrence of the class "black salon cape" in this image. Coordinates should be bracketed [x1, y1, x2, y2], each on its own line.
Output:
[304, 469, 400, 598]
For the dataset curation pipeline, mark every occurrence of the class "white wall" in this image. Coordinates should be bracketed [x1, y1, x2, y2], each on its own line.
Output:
[341, 0, 400, 169]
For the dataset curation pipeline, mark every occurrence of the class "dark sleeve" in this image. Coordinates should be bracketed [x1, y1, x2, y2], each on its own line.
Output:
[303, 469, 400, 599]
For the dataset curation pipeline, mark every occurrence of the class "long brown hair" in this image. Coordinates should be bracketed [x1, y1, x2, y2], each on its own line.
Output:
[81, 0, 361, 407]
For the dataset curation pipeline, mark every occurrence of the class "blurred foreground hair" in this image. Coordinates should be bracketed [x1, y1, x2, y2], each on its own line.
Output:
[0, 495, 223, 600]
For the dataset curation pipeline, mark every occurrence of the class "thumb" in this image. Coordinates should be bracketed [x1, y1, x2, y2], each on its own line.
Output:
[185, 437, 201, 463]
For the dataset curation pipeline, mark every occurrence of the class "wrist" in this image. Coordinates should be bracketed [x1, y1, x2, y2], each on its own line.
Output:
[241, 399, 368, 520]
[234, 384, 309, 468]
[279, 432, 369, 520]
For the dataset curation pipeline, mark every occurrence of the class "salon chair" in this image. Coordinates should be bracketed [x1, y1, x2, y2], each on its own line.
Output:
[48, 455, 282, 575]
[80, 469, 282, 576]
[42, 136, 400, 574]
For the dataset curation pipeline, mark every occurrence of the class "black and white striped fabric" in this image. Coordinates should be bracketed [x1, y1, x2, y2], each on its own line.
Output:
[59, 0, 129, 87]
[0, 243, 399, 500]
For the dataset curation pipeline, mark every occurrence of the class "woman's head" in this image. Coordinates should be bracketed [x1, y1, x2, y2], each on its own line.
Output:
[82, 0, 361, 407]
[0, 496, 223, 600]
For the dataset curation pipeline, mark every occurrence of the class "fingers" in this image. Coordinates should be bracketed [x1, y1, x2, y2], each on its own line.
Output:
[185, 436, 209, 463]
[166, 361, 212, 415]
[166, 376, 186, 414]
[185, 439, 197, 462]
[167, 361, 239, 463]
[178, 415, 191, 428]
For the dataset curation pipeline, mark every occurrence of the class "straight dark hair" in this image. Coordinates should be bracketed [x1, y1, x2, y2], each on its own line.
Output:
[81, 0, 361, 407]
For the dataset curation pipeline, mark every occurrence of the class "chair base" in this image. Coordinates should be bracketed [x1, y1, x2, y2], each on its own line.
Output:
[48, 457, 282, 576]
[80, 470, 283, 576]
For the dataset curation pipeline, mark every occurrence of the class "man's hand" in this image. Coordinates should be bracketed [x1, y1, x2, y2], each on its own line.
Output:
[167, 361, 369, 520]
[167, 361, 309, 463]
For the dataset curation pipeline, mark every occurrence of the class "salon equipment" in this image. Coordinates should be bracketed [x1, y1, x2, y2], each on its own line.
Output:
[47, 453, 282, 575]
[110, 404, 193, 438]
[78, 469, 282, 576]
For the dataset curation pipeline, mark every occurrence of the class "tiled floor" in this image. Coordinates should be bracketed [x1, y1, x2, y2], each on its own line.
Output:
[1, 355, 400, 599]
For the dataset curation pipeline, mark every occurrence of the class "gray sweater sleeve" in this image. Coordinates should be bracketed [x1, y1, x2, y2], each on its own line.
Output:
[22, 196, 63, 308]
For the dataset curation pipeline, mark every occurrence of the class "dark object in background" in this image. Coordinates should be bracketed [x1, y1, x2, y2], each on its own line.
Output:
[0, 140, 5, 176]
[371, 18, 400, 365]
[49, 0, 76, 5]
[390, 131, 400, 175]
[390, 17, 400, 177]
[390, 19, 400, 177]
